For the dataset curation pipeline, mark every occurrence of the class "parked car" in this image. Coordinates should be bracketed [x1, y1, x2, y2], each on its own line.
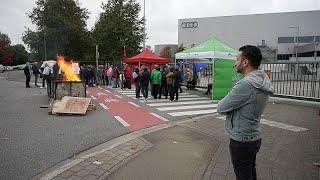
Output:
[5, 66, 13, 71]
[0, 64, 5, 73]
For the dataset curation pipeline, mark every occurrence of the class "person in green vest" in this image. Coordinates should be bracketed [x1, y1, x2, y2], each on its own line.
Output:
[150, 65, 162, 99]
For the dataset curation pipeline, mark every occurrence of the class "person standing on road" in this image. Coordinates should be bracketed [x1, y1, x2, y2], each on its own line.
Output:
[217, 45, 273, 180]
[150, 65, 161, 99]
[23, 62, 31, 88]
[166, 67, 175, 101]
[140, 67, 150, 101]
[174, 67, 182, 101]
[133, 68, 141, 98]
[41, 63, 51, 88]
[32, 62, 40, 87]
[124, 64, 132, 89]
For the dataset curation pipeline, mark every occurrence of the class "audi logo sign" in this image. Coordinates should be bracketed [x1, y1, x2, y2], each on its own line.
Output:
[181, 21, 198, 28]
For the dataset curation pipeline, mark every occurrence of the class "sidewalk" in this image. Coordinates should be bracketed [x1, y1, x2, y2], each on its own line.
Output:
[39, 99, 320, 180]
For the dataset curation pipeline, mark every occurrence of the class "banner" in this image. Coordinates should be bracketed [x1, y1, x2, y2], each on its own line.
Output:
[212, 59, 242, 100]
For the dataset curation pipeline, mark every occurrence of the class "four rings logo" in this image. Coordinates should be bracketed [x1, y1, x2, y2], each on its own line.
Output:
[181, 21, 198, 28]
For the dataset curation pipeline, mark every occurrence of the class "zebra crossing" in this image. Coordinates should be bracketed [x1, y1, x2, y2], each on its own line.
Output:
[114, 88, 218, 118]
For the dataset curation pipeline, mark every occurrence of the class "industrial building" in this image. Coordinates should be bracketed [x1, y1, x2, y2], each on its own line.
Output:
[178, 10, 320, 61]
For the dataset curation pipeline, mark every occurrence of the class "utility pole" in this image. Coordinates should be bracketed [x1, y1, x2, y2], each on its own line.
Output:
[143, 0, 146, 48]
[44, 30, 47, 61]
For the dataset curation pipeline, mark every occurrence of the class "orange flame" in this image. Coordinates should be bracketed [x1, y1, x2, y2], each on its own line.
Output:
[56, 55, 81, 82]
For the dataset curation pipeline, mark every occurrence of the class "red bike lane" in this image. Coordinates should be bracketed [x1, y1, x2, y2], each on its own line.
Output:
[87, 87, 167, 132]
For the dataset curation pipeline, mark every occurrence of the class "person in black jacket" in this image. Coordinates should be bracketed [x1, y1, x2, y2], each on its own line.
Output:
[174, 67, 181, 101]
[140, 67, 150, 101]
[32, 62, 40, 87]
[23, 62, 31, 88]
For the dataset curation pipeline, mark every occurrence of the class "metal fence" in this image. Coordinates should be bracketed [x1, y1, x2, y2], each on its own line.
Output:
[261, 61, 320, 101]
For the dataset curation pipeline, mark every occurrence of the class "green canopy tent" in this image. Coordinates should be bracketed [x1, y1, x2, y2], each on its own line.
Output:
[175, 36, 240, 100]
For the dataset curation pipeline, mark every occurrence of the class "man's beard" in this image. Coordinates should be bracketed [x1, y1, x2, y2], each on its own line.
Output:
[236, 63, 244, 73]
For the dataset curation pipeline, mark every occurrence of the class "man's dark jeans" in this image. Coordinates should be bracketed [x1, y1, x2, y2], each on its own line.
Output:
[229, 139, 261, 180]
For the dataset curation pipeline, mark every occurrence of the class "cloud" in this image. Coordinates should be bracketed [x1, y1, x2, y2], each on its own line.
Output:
[0, 0, 319, 49]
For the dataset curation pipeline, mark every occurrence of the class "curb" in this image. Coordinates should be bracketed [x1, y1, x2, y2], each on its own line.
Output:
[36, 114, 215, 180]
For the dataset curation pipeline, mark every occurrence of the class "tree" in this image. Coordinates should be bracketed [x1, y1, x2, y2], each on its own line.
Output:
[176, 44, 185, 53]
[93, 0, 144, 63]
[160, 46, 171, 59]
[8, 44, 28, 65]
[0, 32, 12, 65]
[24, 0, 93, 62]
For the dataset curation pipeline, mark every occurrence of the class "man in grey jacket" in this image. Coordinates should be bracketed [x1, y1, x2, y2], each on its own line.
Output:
[217, 45, 273, 180]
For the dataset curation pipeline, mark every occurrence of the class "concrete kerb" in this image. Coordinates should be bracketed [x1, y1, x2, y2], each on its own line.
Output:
[37, 114, 215, 180]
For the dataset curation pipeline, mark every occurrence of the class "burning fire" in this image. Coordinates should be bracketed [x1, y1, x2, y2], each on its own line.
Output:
[56, 55, 81, 81]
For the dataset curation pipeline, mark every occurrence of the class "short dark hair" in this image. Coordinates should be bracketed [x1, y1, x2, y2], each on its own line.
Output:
[239, 45, 262, 69]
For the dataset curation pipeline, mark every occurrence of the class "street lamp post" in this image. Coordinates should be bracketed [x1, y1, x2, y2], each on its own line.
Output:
[288, 26, 300, 61]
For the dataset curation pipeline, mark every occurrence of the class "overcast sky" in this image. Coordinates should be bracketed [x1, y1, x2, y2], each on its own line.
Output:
[0, 0, 319, 49]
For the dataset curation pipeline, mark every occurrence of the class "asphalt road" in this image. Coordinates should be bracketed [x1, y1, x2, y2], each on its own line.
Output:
[0, 71, 129, 180]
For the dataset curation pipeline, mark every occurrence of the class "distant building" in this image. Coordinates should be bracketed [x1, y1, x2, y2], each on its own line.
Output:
[178, 10, 320, 61]
[154, 44, 178, 63]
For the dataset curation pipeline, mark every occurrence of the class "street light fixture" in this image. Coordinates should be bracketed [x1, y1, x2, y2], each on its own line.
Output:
[288, 26, 300, 61]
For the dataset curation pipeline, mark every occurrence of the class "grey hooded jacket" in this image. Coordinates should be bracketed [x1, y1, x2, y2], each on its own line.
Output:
[217, 70, 274, 142]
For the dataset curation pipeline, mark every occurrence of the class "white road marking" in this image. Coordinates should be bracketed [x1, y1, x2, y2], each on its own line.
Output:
[140, 97, 210, 103]
[127, 94, 199, 98]
[90, 95, 97, 100]
[147, 100, 213, 107]
[157, 104, 218, 111]
[214, 115, 309, 132]
[168, 109, 217, 116]
[150, 113, 169, 121]
[97, 86, 103, 89]
[261, 119, 309, 132]
[104, 89, 110, 93]
[128, 102, 140, 107]
[99, 103, 109, 110]
[115, 95, 122, 98]
[114, 116, 130, 127]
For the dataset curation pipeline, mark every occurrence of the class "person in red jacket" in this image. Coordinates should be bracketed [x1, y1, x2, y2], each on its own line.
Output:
[124, 63, 132, 89]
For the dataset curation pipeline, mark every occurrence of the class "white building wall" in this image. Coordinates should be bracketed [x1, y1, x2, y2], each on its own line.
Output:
[178, 10, 320, 54]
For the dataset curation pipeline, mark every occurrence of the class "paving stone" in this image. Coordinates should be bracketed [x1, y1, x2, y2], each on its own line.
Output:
[100, 155, 113, 162]
[96, 171, 110, 180]
[58, 170, 75, 178]
[212, 167, 227, 176]
[68, 165, 84, 172]
[78, 161, 91, 167]
[52, 176, 67, 180]
[89, 168, 106, 177]
[84, 164, 98, 171]
[210, 173, 226, 180]
[114, 155, 126, 161]
[107, 159, 120, 166]
[100, 163, 114, 171]
[81, 174, 98, 180]
[75, 169, 90, 177]
[67, 175, 82, 180]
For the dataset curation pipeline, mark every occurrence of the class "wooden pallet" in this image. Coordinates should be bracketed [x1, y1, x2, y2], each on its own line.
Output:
[51, 96, 91, 115]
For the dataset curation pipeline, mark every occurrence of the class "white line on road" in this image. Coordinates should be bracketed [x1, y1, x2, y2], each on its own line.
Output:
[90, 95, 97, 100]
[147, 100, 213, 107]
[128, 102, 140, 107]
[157, 104, 218, 111]
[150, 113, 169, 121]
[261, 119, 309, 132]
[127, 94, 199, 98]
[104, 89, 110, 93]
[140, 97, 210, 103]
[115, 95, 122, 98]
[97, 86, 103, 89]
[99, 103, 109, 110]
[213, 115, 309, 132]
[114, 116, 130, 127]
[168, 109, 217, 116]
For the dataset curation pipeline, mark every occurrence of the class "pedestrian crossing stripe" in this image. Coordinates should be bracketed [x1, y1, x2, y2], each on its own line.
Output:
[168, 109, 217, 116]
[120, 92, 190, 95]
[147, 100, 213, 107]
[140, 97, 210, 103]
[157, 104, 217, 111]
[126, 94, 199, 98]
